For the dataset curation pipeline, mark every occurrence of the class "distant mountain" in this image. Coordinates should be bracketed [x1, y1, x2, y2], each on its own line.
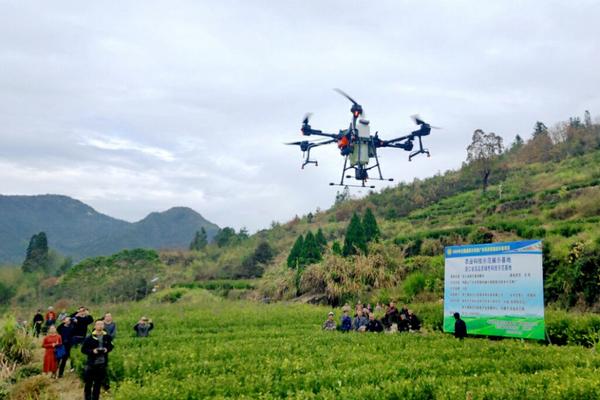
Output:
[0, 195, 219, 264]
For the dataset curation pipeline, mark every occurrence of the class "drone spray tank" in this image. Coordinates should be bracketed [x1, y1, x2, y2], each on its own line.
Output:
[351, 116, 370, 167]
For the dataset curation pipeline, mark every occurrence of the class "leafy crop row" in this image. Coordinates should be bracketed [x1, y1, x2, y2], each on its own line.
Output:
[80, 290, 600, 399]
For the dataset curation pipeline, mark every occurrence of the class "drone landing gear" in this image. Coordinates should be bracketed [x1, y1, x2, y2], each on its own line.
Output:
[301, 160, 318, 169]
[409, 149, 430, 161]
[408, 136, 430, 161]
[329, 182, 376, 189]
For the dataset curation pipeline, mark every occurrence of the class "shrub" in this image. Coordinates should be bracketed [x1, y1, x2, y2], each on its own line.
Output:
[468, 227, 494, 244]
[420, 238, 444, 256]
[545, 310, 600, 346]
[156, 288, 188, 303]
[0, 317, 33, 364]
[403, 272, 426, 301]
[9, 375, 56, 400]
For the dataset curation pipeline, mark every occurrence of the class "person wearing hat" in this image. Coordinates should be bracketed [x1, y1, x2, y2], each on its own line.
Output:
[133, 316, 154, 337]
[322, 312, 336, 331]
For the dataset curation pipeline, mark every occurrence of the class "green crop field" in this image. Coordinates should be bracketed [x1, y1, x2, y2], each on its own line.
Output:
[69, 289, 600, 400]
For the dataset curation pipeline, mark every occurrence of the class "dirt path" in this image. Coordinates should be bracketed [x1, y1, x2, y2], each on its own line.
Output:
[28, 337, 113, 400]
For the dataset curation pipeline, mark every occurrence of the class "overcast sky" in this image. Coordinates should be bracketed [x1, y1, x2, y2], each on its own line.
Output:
[1, 0, 599, 231]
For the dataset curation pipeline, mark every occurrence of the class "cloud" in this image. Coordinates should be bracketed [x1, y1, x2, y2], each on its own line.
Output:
[1, 0, 599, 231]
[80, 134, 176, 162]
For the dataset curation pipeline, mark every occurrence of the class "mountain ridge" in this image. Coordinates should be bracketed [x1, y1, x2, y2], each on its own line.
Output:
[0, 194, 220, 264]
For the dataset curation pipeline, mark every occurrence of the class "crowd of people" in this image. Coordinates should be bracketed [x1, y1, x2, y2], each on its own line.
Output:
[30, 306, 155, 400]
[323, 302, 421, 333]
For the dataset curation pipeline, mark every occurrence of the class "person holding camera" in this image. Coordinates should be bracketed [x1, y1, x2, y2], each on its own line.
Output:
[71, 306, 94, 346]
[81, 320, 113, 400]
[133, 316, 154, 337]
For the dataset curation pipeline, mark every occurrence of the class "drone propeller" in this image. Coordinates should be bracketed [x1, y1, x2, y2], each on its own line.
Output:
[410, 114, 441, 129]
[285, 138, 333, 147]
[302, 112, 313, 125]
[333, 88, 359, 105]
[334, 88, 363, 118]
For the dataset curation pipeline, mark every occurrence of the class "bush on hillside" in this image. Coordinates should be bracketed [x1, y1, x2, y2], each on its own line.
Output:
[59, 249, 163, 303]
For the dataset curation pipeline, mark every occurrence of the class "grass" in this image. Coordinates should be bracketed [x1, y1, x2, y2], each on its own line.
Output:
[64, 289, 600, 400]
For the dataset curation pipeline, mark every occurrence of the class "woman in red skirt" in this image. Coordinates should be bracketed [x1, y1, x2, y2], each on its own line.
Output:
[42, 325, 62, 377]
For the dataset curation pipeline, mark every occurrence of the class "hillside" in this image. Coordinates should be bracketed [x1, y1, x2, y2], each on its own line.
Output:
[0, 195, 219, 264]
[150, 120, 600, 310]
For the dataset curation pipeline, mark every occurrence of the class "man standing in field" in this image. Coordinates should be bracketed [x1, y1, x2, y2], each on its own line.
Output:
[56, 316, 75, 378]
[454, 312, 467, 339]
[102, 313, 116, 338]
[32, 309, 44, 337]
[71, 307, 94, 346]
[82, 320, 113, 400]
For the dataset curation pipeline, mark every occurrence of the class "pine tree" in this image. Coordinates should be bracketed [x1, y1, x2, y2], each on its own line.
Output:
[287, 235, 304, 269]
[343, 213, 367, 256]
[315, 228, 327, 251]
[362, 208, 380, 242]
[331, 241, 343, 256]
[22, 232, 49, 273]
[189, 227, 208, 251]
[302, 231, 322, 265]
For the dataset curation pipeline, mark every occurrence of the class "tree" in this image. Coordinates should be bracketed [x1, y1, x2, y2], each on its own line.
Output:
[238, 227, 249, 241]
[362, 208, 380, 242]
[22, 232, 49, 273]
[331, 241, 343, 256]
[315, 228, 327, 250]
[584, 110, 592, 128]
[466, 129, 504, 192]
[569, 116, 582, 128]
[239, 241, 274, 278]
[287, 235, 304, 268]
[302, 231, 322, 265]
[189, 227, 208, 251]
[509, 134, 524, 152]
[334, 186, 351, 205]
[527, 125, 554, 162]
[214, 227, 237, 247]
[253, 242, 274, 265]
[533, 121, 548, 137]
[343, 213, 367, 256]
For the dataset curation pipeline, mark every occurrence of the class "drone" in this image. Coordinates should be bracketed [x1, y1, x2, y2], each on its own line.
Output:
[286, 89, 439, 188]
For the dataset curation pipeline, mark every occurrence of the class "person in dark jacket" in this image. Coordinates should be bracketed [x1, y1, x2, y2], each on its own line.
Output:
[408, 310, 421, 332]
[56, 317, 75, 378]
[133, 317, 154, 337]
[71, 307, 94, 346]
[454, 312, 467, 339]
[382, 302, 400, 328]
[366, 313, 384, 333]
[398, 313, 410, 332]
[81, 320, 113, 400]
[340, 310, 352, 332]
[32, 310, 44, 338]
